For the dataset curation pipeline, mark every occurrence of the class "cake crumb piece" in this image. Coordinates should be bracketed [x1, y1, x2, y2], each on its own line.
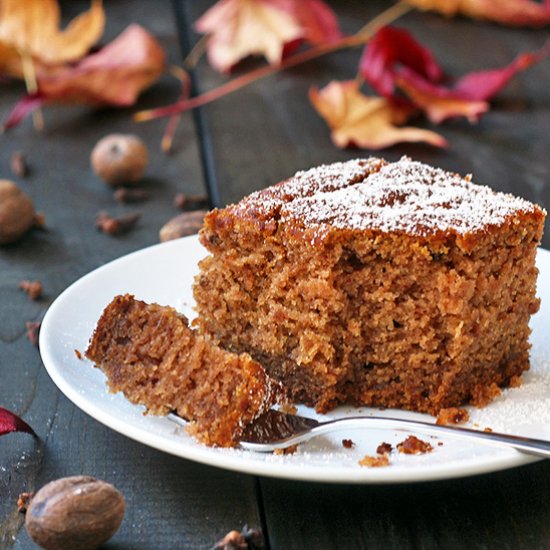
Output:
[359, 454, 390, 468]
[471, 383, 501, 408]
[508, 375, 523, 388]
[74, 349, 83, 360]
[436, 407, 469, 425]
[279, 403, 298, 415]
[397, 435, 433, 455]
[376, 442, 393, 455]
[274, 444, 298, 455]
[483, 427, 493, 433]
[342, 438, 355, 449]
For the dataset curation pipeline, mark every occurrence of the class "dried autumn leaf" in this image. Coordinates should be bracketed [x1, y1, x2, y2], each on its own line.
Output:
[0, 0, 105, 65]
[3, 25, 166, 130]
[195, 0, 341, 73]
[361, 26, 550, 124]
[309, 80, 446, 149]
[0, 406, 36, 437]
[360, 26, 443, 102]
[404, 0, 550, 27]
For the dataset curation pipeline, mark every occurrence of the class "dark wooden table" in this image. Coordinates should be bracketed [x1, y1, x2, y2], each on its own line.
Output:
[1, 1, 550, 548]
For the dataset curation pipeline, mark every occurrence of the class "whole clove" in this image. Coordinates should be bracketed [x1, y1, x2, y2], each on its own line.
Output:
[113, 187, 150, 204]
[174, 192, 209, 210]
[96, 211, 141, 236]
[19, 280, 43, 300]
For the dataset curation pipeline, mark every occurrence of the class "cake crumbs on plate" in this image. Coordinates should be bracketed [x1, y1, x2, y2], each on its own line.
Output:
[342, 438, 355, 449]
[376, 442, 393, 455]
[274, 444, 298, 455]
[359, 454, 390, 468]
[397, 435, 433, 455]
[436, 407, 469, 425]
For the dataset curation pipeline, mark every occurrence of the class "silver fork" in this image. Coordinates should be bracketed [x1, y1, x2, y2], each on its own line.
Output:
[236, 410, 550, 457]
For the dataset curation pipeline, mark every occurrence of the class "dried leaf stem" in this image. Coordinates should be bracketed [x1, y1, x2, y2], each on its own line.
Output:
[19, 51, 44, 130]
[135, 2, 411, 124]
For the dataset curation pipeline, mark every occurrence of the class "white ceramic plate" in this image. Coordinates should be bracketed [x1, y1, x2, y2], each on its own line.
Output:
[40, 237, 550, 483]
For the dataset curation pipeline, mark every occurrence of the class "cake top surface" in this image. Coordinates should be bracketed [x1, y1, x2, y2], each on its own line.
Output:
[236, 157, 544, 238]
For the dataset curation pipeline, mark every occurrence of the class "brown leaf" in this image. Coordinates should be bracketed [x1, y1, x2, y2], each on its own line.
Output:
[404, 0, 550, 27]
[0, 0, 105, 65]
[36, 24, 165, 106]
[309, 80, 447, 150]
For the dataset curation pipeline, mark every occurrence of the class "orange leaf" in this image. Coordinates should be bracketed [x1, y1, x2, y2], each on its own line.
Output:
[404, 0, 550, 26]
[309, 80, 447, 150]
[195, 0, 302, 73]
[0, 0, 105, 65]
[36, 24, 165, 106]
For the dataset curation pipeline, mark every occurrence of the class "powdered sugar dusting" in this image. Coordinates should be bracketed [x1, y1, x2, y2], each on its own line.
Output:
[276, 157, 541, 236]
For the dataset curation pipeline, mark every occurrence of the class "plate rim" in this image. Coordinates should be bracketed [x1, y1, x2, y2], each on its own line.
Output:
[39, 237, 549, 483]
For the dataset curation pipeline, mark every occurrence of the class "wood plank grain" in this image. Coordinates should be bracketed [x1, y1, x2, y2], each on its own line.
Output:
[0, 2, 263, 548]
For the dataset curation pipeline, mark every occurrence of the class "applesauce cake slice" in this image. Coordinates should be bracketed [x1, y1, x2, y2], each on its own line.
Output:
[194, 157, 546, 414]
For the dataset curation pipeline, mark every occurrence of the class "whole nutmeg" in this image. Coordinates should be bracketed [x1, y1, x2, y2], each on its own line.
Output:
[91, 134, 148, 186]
[25, 475, 125, 550]
[159, 210, 208, 242]
[0, 179, 35, 244]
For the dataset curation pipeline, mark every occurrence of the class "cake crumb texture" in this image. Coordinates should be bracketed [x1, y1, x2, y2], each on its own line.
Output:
[195, 157, 546, 415]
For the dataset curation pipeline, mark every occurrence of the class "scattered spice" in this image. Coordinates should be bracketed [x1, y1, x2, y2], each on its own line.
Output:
[436, 407, 469, 426]
[10, 151, 28, 178]
[96, 211, 141, 236]
[159, 210, 207, 242]
[0, 407, 36, 437]
[0, 180, 36, 244]
[25, 321, 41, 347]
[358, 454, 390, 468]
[376, 442, 393, 455]
[91, 134, 149, 186]
[213, 525, 264, 550]
[17, 492, 34, 513]
[274, 444, 298, 455]
[74, 349, 84, 360]
[342, 438, 355, 449]
[25, 476, 125, 550]
[174, 192, 209, 210]
[18, 280, 43, 301]
[397, 435, 433, 455]
[114, 187, 150, 204]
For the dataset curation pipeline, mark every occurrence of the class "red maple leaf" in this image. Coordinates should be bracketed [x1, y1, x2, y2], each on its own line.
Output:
[0, 407, 36, 437]
[360, 26, 550, 123]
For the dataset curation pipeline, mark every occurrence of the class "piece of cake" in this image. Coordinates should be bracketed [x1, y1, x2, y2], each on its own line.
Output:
[85, 294, 283, 447]
[194, 157, 546, 414]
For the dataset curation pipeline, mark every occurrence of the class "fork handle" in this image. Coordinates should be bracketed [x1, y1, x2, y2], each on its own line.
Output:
[314, 417, 550, 459]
